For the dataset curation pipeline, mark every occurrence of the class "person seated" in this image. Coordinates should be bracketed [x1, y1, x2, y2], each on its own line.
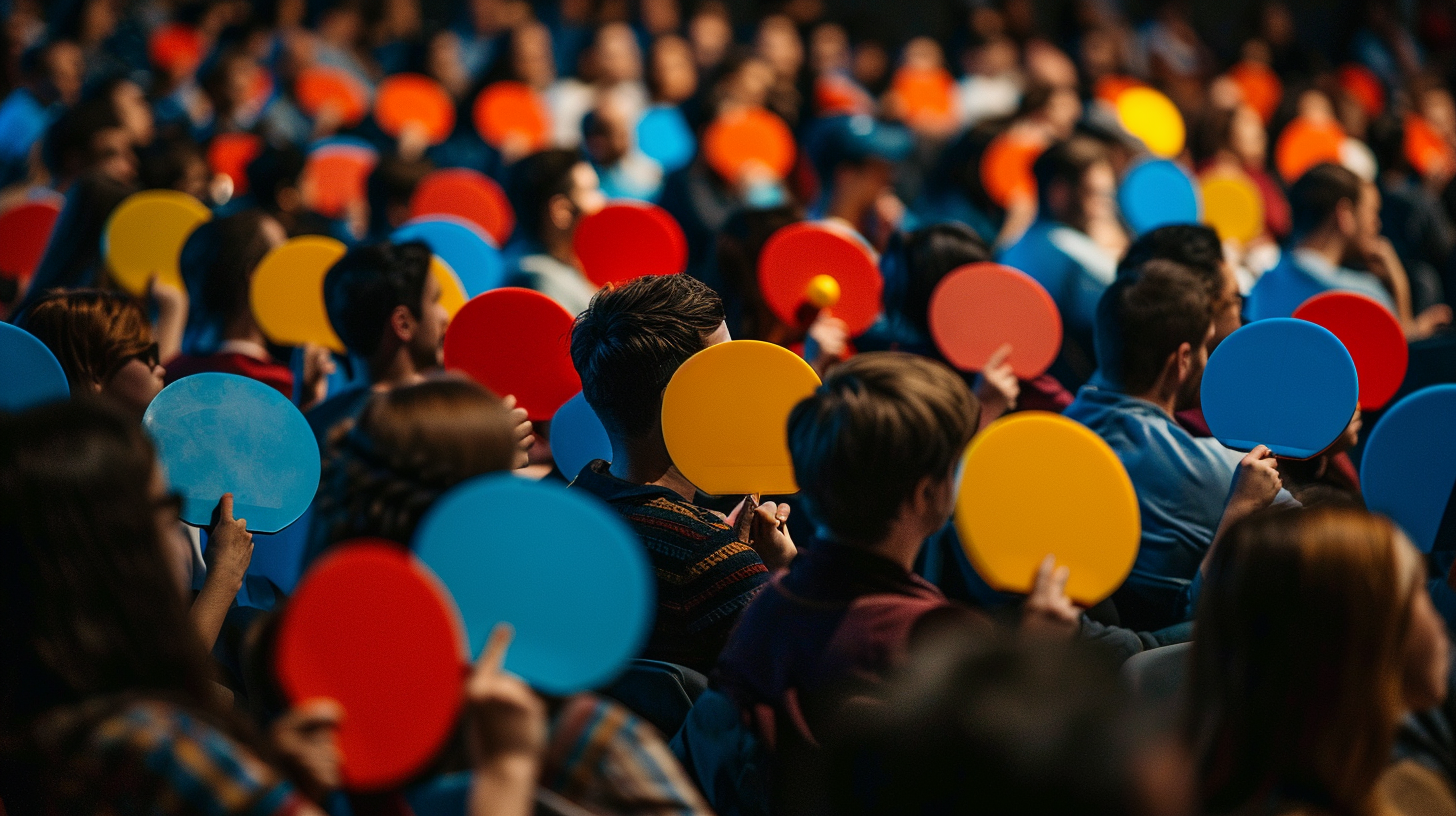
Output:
[17, 289, 167, 419]
[0, 399, 553, 816]
[167, 209, 332, 408]
[802, 113, 914, 246]
[505, 148, 606, 316]
[307, 240, 451, 445]
[568, 274, 794, 674]
[1114, 223, 1244, 436]
[820, 631, 1188, 816]
[304, 376, 526, 566]
[713, 352, 1080, 765]
[998, 136, 1127, 388]
[1063, 260, 1283, 631]
[1246, 162, 1452, 338]
[1187, 507, 1453, 816]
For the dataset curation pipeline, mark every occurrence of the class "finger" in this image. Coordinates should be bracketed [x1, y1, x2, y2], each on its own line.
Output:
[776, 504, 790, 523]
[297, 697, 346, 725]
[473, 623, 514, 680]
[987, 343, 1014, 367]
[218, 493, 235, 523]
[1052, 564, 1071, 594]
[502, 394, 518, 411]
[1032, 554, 1056, 595]
[235, 518, 247, 530]
[732, 495, 758, 542]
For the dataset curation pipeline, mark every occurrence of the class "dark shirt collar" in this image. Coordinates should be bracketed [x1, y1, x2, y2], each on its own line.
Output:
[781, 539, 943, 604]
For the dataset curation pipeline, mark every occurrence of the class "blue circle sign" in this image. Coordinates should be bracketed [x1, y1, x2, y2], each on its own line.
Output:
[143, 373, 320, 532]
[1361, 385, 1456, 553]
[1200, 318, 1358, 459]
[1118, 159, 1201, 236]
[0, 322, 69, 412]
[550, 391, 611, 481]
[394, 216, 506, 297]
[413, 474, 653, 694]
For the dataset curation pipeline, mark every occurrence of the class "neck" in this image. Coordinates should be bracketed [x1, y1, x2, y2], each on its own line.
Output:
[1128, 383, 1178, 418]
[222, 313, 268, 347]
[608, 431, 697, 500]
[862, 524, 929, 572]
[1298, 230, 1348, 268]
[369, 345, 429, 389]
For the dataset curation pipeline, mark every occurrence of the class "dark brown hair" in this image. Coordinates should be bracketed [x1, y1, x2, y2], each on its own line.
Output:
[1094, 259, 1214, 395]
[570, 274, 725, 439]
[16, 289, 154, 389]
[319, 377, 521, 548]
[787, 352, 978, 546]
[1186, 507, 1421, 816]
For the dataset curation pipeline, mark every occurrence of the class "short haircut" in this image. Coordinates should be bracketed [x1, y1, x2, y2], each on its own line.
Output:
[787, 352, 979, 546]
[570, 275, 725, 439]
[1033, 136, 1108, 210]
[1116, 223, 1224, 302]
[1094, 259, 1215, 395]
[508, 148, 583, 243]
[42, 95, 121, 178]
[323, 240, 433, 358]
[197, 210, 276, 323]
[245, 144, 306, 211]
[366, 153, 434, 236]
[16, 290, 153, 388]
[138, 136, 205, 191]
[1289, 163, 1363, 238]
[898, 222, 991, 334]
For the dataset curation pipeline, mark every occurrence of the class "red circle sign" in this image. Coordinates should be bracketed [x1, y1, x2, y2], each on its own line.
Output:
[276, 541, 466, 791]
[443, 288, 581, 421]
[207, 132, 262, 196]
[375, 74, 455, 144]
[573, 202, 686, 286]
[929, 262, 1062, 378]
[758, 222, 882, 335]
[0, 200, 62, 282]
[410, 168, 515, 246]
[1293, 291, 1408, 411]
[295, 66, 371, 127]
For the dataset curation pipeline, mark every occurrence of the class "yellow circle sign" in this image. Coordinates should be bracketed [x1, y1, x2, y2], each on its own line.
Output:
[661, 340, 821, 495]
[103, 190, 211, 295]
[1115, 87, 1186, 159]
[1200, 171, 1264, 244]
[250, 236, 348, 352]
[955, 412, 1140, 605]
[430, 256, 467, 320]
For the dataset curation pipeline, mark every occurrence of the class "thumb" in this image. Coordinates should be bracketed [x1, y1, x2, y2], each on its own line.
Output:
[218, 493, 235, 524]
[986, 343, 1014, 369]
[730, 495, 758, 543]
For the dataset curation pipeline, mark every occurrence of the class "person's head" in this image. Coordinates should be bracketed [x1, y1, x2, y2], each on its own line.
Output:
[1117, 224, 1241, 349]
[891, 222, 992, 335]
[26, 39, 85, 106]
[1289, 162, 1380, 256]
[1018, 83, 1083, 141]
[1094, 259, 1215, 407]
[43, 95, 135, 186]
[196, 210, 288, 332]
[648, 34, 697, 104]
[807, 114, 912, 205]
[245, 144, 307, 220]
[507, 148, 604, 248]
[16, 290, 165, 416]
[138, 136, 210, 200]
[688, 1, 732, 69]
[1188, 507, 1449, 815]
[570, 275, 728, 443]
[323, 240, 445, 375]
[97, 76, 154, 148]
[1033, 136, 1114, 229]
[320, 377, 522, 548]
[0, 399, 219, 724]
[593, 22, 642, 84]
[787, 352, 978, 549]
[823, 630, 1189, 816]
[756, 15, 804, 81]
[366, 153, 434, 235]
[581, 99, 633, 167]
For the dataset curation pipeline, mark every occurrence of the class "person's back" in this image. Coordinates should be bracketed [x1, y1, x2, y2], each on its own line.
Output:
[567, 275, 790, 673]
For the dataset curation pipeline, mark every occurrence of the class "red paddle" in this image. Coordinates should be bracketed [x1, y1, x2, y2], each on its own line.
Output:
[928, 262, 1062, 378]
[442, 288, 582, 421]
[410, 168, 515, 246]
[1293, 291, 1408, 411]
[758, 222, 882, 335]
[573, 202, 686, 286]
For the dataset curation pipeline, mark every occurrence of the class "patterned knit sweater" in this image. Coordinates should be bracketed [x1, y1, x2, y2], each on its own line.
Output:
[570, 460, 770, 674]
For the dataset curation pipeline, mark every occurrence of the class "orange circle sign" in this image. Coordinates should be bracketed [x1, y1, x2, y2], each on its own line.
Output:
[928, 262, 1062, 378]
[980, 130, 1046, 208]
[1227, 61, 1282, 123]
[703, 107, 796, 183]
[661, 340, 821, 496]
[956, 412, 1140, 605]
[1275, 116, 1345, 183]
[295, 66, 371, 127]
[472, 81, 551, 151]
[375, 73, 455, 144]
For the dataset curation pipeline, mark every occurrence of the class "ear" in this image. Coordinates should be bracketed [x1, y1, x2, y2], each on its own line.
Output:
[388, 303, 416, 344]
[1334, 198, 1357, 237]
[547, 192, 575, 232]
[1174, 341, 1194, 381]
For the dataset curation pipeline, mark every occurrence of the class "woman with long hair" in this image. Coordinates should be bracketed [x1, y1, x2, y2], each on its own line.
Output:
[1186, 507, 1452, 816]
[0, 398, 546, 815]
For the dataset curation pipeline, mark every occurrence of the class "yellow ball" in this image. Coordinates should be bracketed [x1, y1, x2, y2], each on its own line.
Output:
[804, 274, 841, 309]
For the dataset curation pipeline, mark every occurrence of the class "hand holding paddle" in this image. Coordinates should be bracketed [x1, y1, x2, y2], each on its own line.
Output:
[193, 492, 254, 649]
[464, 624, 547, 816]
[728, 495, 796, 570]
[501, 394, 534, 469]
[972, 343, 1020, 429]
[1211, 446, 1282, 549]
[1020, 555, 1080, 638]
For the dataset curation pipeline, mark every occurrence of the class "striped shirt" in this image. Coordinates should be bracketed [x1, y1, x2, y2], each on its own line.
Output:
[570, 460, 770, 674]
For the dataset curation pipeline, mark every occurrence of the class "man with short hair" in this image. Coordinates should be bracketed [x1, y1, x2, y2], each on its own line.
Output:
[1064, 260, 1282, 631]
[507, 148, 606, 315]
[568, 274, 794, 673]
[1246, 162, 1451, 338]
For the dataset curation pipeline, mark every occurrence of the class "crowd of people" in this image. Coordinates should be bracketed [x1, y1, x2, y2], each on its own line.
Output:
[7, 0, 1456, 814]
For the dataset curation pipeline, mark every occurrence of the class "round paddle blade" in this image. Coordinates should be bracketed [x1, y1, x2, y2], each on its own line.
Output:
[702, 107, 795, 183]
[573, 202, 686, 286]
[0, 322, 69, 412]
[472, 81, 551, 151]
[277, 541, 467, 790]
[550, 391, 611, 481]
[143, 373, 320, 532]
[1361, 385, 1456, 553]
[928, 262, 1062, 379]
[295, 65, 371, 127]
[375, 73, 455, 144]
[660, 340, 821, 496]
[413, 475, 654, 694]
[1293, 291, 1407, 411]
[758, 221, 882, 335]
[1118, 159, 1200, 236]
[442, 288, 580, 421]
[1200, 318, 1359, 459]
[103, 190, 212, 295]
[395, 216, 507, 297]
[1200, 171, 1264, 244]
[0, 200, 62, 283]
[956, 412, 1141, 606]
[251, 235, 348, 352]
[409, 168, 515, 247]
[1114, 87, 1185, 158]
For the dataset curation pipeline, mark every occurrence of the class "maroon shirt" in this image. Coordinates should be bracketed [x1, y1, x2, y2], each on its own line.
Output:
[165, 352, 293, 397]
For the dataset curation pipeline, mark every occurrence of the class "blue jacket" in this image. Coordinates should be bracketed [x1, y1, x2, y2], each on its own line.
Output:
[1246, 247, 1396, 321]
